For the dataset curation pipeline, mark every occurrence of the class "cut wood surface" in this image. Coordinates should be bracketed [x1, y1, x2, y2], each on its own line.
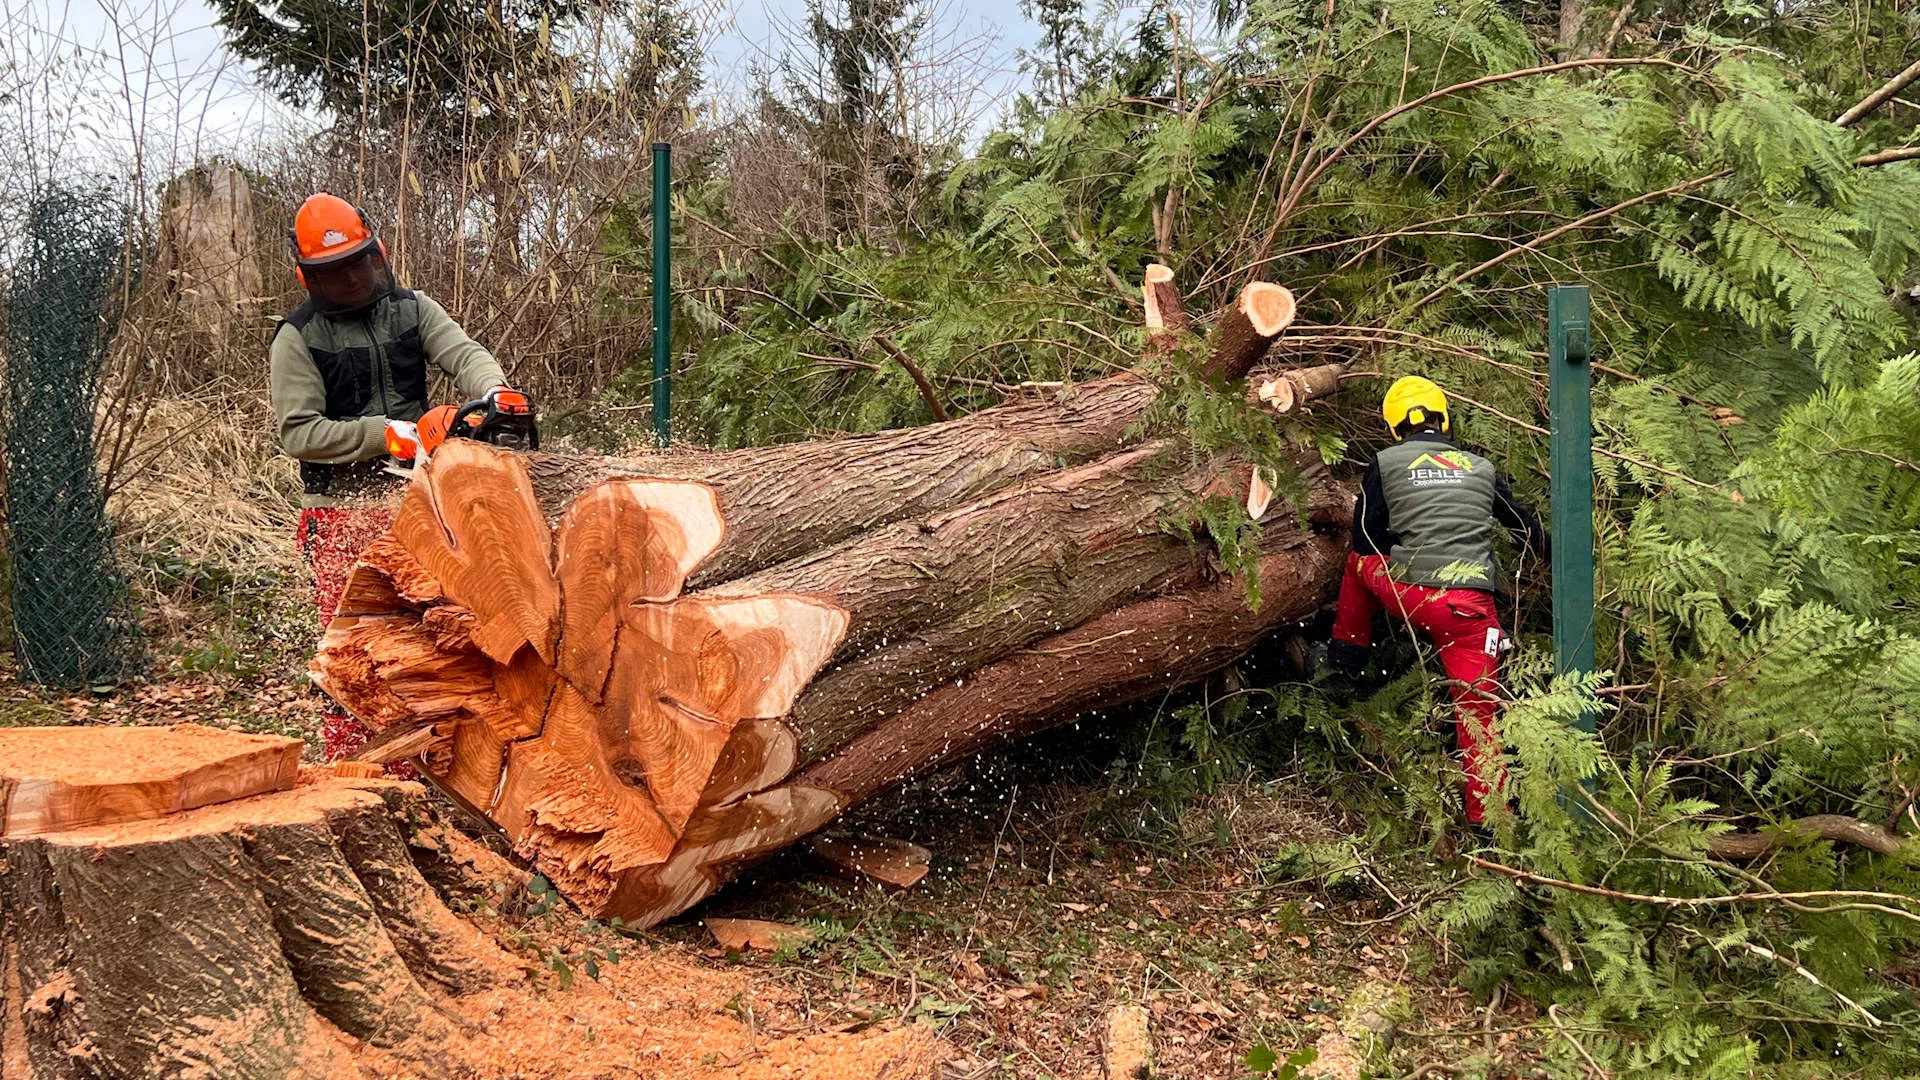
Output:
[810, 832, 933, 889]
[0, 723, 301, 836]
[314, 267, 1348, 928]
[1207, 281, 1297, 380]
[1105, 1004, 1154, 1080]
[317, 440, 849, 918]
[705, 917, 815, 952]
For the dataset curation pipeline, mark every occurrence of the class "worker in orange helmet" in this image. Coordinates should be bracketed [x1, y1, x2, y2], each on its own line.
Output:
[268, 192, 529, 759]
[1325, 377, 1548, 826]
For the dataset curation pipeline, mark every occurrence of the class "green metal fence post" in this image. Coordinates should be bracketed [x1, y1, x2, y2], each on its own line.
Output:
[1548, 285, 1597, 737]
[652, 141, 672, 449]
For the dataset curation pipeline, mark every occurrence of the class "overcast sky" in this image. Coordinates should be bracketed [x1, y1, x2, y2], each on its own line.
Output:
[4, 0, 1042, 181]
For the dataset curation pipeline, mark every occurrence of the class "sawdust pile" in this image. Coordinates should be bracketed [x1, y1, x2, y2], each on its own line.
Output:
[339, 942, 941, 1079]
[351, 792, 944, 1079]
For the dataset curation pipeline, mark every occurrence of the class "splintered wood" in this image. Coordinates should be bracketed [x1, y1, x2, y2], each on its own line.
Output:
[0, 723, 301, 836]
[810, 832, 933, 889]
[314, 440, 849, 924]
[315, 265, 1350, 929]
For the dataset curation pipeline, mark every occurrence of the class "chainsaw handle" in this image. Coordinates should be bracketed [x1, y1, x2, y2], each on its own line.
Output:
[450, 398, 491, 434]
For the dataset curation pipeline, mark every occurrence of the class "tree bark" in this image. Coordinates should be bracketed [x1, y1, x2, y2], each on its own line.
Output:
[1705, 815, 1903, 860]
[1252, 361, 1349, 415]
[761, 447, 1348, 763]
[521, 374, 1159, 586]
[798, 532, 1347, 804]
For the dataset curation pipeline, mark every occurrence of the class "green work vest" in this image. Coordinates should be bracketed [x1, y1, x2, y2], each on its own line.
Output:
[280, 289, 430, 422]
[1375, 437, 1500, 590]
[279, 290, 427, 496]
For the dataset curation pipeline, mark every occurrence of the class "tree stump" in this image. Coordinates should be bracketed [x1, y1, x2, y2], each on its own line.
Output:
[0, 774, 522, 1079]
[0, 723, 300, 836]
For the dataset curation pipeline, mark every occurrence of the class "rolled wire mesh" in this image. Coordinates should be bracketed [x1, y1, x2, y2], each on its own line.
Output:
[2, 184, 146, 686]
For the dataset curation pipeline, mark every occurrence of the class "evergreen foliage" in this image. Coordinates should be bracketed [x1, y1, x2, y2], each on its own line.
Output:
[209, 0, 696, 139]
[622, 0, 1920, 1071]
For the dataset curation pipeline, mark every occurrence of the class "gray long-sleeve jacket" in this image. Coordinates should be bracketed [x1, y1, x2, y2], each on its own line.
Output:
[269, 290, 506, 506]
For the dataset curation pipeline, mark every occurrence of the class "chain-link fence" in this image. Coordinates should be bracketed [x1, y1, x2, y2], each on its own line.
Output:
[1, 184, 145, 686]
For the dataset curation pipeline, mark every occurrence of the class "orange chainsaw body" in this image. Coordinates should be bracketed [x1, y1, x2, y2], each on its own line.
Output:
[416, 403, 461, 458]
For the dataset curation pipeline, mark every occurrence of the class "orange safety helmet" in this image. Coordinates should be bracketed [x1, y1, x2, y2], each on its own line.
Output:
[287, 193, 386, 287]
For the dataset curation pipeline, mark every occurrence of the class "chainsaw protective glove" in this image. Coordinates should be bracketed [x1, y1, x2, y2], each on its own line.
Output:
[483, 385, 532, 412]
[384, 419, 422, 462]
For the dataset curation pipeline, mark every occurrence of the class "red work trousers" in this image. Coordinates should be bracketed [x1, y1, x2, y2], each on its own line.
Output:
[1330, 552, 1505, 822]
[298, 506, 394, 761]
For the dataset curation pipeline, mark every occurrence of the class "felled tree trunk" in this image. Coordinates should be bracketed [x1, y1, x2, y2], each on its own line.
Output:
[0, 772, 522, 1079]
[525, 374, 1159, 587]
[798, 532, 1348, 804]
[314, 273, 1351, 927]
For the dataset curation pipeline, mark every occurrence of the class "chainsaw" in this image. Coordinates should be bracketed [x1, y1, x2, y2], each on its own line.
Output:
[384, 390, 538, 478]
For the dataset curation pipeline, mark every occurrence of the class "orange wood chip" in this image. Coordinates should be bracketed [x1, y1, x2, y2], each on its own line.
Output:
[706, 918, 814, 952]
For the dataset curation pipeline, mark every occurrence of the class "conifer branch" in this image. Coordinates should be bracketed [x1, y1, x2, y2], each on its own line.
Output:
[1249, 56, 1703, 278]
[1442, 388, 1726, 491]
[872, 333, 952, 422]
[1692, 935, 1885, 1029]
[1704, 815, 1904, 859]
[1855, 145, 1920, 167]
[1816, 430, 1920, 474]
[1410, 171, 1732, 312]
[1468, 857, 1920, 925]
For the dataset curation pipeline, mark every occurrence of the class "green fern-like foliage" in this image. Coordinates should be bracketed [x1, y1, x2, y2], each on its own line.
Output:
[599, 0, 1920, 1070]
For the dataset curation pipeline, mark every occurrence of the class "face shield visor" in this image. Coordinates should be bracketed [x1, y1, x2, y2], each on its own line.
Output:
[301, 245, 394, 316]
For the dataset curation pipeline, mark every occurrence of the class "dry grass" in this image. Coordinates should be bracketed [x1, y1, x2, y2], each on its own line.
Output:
[107, 384, 303, 582]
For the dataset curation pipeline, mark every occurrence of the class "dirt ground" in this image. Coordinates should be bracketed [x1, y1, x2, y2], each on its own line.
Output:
[0, 646, 1553, 1080]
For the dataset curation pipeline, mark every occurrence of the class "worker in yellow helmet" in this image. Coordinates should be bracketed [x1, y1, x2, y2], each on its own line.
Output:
[1326, 376, 1548, 824]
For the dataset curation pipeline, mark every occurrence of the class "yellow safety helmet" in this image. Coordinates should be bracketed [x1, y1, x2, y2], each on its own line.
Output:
[1382, 376, 1450, 435]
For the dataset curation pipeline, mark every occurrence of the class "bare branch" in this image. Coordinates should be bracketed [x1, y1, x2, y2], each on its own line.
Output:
[1835, 57, 1920, 128]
